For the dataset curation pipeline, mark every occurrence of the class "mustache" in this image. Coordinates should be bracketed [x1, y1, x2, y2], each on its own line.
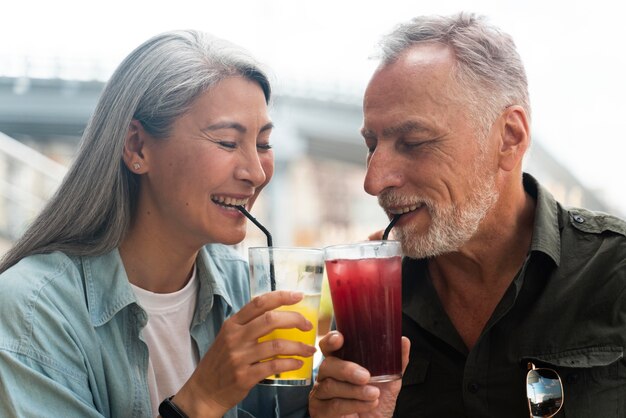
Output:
[377, 190, 430, 209]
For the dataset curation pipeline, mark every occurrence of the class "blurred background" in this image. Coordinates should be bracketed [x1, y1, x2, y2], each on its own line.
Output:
[1, 0, 625, 257]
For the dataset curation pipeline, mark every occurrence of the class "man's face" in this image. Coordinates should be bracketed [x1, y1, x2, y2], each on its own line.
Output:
[361, 43, 498, 258]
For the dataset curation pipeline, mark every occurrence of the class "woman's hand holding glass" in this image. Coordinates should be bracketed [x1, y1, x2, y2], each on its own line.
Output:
[172, 290, 316, 417]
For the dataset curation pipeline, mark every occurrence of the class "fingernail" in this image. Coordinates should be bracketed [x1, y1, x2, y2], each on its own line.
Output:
[364, 386, 379, 397]
[328, 331, 339, 343]
[354, 368, 369, 381]
[290, 291, 303, 300]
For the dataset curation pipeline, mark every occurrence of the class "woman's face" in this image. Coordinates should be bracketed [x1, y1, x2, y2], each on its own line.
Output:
[135, 76, 274, 249]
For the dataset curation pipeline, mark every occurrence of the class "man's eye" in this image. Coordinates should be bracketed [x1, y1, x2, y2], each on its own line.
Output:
[404, 142, 423, 148]
[257, 143, 273, 150]
[402, 139, 434, 150]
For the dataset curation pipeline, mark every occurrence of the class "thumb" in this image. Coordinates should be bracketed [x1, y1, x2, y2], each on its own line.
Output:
[319, 331, 344, 357]
[368, 230, 384, 241]
[400, 336, 411, 374]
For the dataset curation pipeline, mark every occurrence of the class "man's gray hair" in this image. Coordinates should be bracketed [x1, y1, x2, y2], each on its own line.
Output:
[0, 30, 271, 272]
[378, 12, 530, 136]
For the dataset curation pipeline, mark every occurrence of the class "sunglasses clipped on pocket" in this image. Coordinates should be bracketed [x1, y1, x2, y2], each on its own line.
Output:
[526, 362, 564, 417]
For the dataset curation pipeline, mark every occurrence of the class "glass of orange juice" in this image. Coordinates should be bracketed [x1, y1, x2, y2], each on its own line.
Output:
[248, 247, 324, 386]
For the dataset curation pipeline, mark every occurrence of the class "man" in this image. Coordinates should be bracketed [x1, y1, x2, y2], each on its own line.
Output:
[309, 12, 626, 417]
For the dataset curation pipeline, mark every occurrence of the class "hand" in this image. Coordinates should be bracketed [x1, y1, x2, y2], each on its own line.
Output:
[173, 291, 316, 417]
[368, 230, 384, 241]
[309, 331, 410, 418]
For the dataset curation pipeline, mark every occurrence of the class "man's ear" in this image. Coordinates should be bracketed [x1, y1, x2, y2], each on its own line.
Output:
[123, 119, 147, 173]
[497, 105, 530, 172]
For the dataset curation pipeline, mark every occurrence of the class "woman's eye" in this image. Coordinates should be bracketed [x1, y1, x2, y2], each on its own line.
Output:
[257, 143, 273, 151]
[217, 141, 237, 149]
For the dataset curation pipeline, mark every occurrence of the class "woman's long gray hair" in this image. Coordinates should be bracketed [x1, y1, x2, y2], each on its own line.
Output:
[0, 30, 271, 273]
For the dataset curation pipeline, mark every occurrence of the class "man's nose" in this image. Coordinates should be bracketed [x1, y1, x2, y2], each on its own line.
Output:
[363, 146, 403, 196]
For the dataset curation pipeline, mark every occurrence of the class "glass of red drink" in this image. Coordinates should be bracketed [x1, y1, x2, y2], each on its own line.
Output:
[323, 240, 402, 382]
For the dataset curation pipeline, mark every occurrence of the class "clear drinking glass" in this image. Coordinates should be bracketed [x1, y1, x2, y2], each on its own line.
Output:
[248, 246, 324, 386]
[324, 240, 403, 382]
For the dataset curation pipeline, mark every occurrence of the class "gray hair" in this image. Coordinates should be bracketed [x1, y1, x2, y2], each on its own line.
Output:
[377, 12, 530, 137]
[0, 30, 271, 273]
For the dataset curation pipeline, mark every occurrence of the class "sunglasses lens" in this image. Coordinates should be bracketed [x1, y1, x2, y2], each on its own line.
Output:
[527, 368, 563, 417]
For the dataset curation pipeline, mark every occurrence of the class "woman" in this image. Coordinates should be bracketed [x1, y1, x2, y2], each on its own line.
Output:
[0, 31, 313, 417]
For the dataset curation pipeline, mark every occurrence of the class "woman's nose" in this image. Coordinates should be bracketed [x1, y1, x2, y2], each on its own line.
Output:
[235, 148, 267, 187]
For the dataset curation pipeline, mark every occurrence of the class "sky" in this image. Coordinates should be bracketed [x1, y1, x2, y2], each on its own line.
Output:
[1, 0, 625, 214]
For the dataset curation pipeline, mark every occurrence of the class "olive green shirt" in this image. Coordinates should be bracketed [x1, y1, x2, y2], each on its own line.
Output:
[395, 173, 626, 417]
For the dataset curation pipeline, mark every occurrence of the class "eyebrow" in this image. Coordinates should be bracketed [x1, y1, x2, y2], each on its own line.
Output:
[361, 121, 435, 139]
[202, 121, 274, 134]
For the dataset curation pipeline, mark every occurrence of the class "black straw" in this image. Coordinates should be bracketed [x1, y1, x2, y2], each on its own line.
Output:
[382, 214, 402, 240]
[236, 205, 276, 291]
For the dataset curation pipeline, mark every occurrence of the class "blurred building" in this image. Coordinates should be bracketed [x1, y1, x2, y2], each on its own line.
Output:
[0, 72, 621, 254]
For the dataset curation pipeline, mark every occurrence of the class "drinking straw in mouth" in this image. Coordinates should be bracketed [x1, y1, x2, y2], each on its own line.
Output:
[236, 205, 276, 291]
[237, 205, 280, 379]
[382, 214, 402, 240]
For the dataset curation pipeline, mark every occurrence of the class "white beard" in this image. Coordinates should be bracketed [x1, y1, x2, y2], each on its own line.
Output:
[379, 154, 498, 259]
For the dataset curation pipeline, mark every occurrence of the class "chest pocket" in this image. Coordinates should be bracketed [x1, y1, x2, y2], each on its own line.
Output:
[524, 345, 625, 418]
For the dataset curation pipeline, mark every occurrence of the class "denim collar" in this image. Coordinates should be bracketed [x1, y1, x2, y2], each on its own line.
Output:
[81, 246, 237, 327]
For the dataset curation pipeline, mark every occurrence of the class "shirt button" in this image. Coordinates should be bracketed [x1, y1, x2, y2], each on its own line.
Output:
[573, 214, 585, 223]
[467, 382, 480, 393]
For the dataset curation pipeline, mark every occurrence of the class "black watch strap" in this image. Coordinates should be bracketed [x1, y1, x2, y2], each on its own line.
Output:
[158, 396, 189, 418]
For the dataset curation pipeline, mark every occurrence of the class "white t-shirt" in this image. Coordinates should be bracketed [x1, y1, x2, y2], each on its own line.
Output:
[131, 267, 200, 418]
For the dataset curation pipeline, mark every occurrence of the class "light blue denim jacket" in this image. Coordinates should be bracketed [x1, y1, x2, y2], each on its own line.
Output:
[0, 245, 309, 417]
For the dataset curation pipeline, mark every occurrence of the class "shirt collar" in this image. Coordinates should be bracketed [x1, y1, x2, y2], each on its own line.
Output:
[523, 172, 561, 266]
[195, 246, 236, 321]
[81, 248, 137, 327]
[82, 246, 237, 327]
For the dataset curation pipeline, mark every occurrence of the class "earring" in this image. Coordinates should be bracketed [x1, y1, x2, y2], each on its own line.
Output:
[132, 162, 141, 171]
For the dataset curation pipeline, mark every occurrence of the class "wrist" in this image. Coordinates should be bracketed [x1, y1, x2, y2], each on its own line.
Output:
[159, 396, 188, 418]
[168, 388, 227, 418]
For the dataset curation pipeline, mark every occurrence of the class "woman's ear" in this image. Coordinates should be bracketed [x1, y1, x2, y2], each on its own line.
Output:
[123, 120, 147, 173]
[497, 105, 530, 172]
